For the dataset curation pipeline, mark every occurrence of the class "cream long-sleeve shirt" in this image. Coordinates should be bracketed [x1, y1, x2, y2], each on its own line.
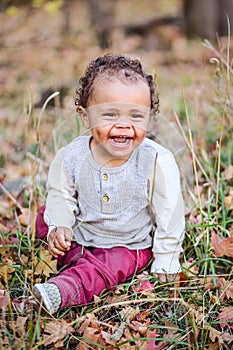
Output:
[44, 136, 185, 274]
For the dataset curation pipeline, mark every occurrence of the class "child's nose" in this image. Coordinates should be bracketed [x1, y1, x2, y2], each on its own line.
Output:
[114, 115, 131, 128]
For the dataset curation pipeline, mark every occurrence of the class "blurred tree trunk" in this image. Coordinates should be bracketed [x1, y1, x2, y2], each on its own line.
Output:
[184, 0, 233, 40]
[218, 0, 233, 36]
[61, 0, 71, 35]
[87, 0, 115, 48]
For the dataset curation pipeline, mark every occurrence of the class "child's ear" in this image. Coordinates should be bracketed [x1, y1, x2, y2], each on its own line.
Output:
[78, 106, 90, 128]
[81, 110, 90, 128]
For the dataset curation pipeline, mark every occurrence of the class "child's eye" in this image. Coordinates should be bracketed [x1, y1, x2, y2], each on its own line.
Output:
[102, 113, 118, 118]
[130, 114, 144, 120]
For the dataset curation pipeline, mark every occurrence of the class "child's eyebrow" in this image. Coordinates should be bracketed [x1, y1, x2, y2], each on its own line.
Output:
[87, 103, 150, 114]
[99, 106, 118, 112]
[129, 108, 148, 113]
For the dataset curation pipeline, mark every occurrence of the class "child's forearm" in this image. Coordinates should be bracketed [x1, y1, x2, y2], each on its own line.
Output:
[45, 147, 77, 229]
[151, 151, 185, 276]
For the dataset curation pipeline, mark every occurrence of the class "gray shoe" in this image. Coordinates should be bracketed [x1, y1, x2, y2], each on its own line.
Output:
[33, 283, 61, 314]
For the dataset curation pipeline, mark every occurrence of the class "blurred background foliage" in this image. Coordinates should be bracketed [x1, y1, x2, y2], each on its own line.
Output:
[0, 0, 232, 194]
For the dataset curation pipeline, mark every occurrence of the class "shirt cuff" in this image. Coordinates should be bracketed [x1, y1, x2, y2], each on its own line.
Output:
[150, 252, 181, 274]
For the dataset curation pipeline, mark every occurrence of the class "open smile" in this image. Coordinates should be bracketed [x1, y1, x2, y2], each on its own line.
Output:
[109, 135, 133, 147]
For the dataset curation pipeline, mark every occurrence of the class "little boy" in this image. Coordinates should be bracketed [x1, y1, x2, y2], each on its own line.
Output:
[34, 53, 185, 314]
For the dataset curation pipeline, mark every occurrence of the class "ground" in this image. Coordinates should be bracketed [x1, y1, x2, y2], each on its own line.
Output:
[0, 1, 232, 349]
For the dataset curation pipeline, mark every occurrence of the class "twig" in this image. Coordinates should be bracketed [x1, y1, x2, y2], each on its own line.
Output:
[215, 15, 231, 224]
[0, 182, 23, 211]
[203, 38, 233, 75]
[91, 297, 182, 314]
[173, 111, 215, 193]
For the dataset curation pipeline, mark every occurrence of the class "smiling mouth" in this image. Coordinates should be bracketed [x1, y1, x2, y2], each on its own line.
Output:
[109, 136, 133, 145]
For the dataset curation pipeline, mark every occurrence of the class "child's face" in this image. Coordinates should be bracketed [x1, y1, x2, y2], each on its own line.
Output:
[83, 79, 151, 167]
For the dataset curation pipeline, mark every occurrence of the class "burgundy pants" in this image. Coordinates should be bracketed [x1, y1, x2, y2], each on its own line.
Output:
[36, 206, 152, 308]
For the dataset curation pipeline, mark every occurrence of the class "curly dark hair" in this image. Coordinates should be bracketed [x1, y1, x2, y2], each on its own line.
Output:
[75, 53, 159, 115]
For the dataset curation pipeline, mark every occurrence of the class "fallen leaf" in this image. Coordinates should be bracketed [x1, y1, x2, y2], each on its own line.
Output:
[225, 280, 233, 300]
[142, 330, 167, 350]
[101, 330, 116, 346]
[120, 306, 140, 322]
[0, 258, 15, 284]
[204, 324, 233, 345]
[224, 192, 233, 210]
[211, 232, 233, 258]
[164, 320, 179, 340]
[75, 343, 89, 350]
[33, 249, 57, 277]
[222, 332, 233, 342]
[111, 321, 127, 341]
[93, 295, 101, 303]
[209, 342, 220, 350]
[208, 325, 222, 343]
[182, 258, 199, 277]
[18, 208, 32, 226]
[223, 165, 233, 181]
[203, 277, 233, 300]
[0, 236, 18, 260]
[77, 313, 99, 335]
[20, 254, 29, 265]
[0, 199, 14, 218]
[53, 340, 64, 348]
[217, 307, 233, 329]
[14, 316, 27, 337]
[77, 326, 101, 349]
[43, 319, 74, 346]
[0, 289, 8, 310]
[132, 280, 154, 295]
[0, 222, 9, 233]
[130, 320, 148, 335]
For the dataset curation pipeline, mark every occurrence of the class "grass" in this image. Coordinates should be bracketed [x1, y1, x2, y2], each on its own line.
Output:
[0, 24, 233, 350]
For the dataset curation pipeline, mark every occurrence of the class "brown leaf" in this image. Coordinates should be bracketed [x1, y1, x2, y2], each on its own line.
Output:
[43, 319, 74, 346]
[18, 208, 32, 226]
[204, 324, 233, 346]
[0, 258, 15, 283]
[222, 332, 233, 342]
[210, 232, 233, 258]
[79, 327, 101, 348]
[101, 330, 116, 346]
[132, 280, 155, 297]
[0, 289, 8, 310]
[217, 307, 233, 329]
[224, 190, 233, 210]
[75, 343, 89, 350]
[203, 277, 233, 300]
[54, 340, 64, 348]
[33, 249, 57, 277]
[208, 326, 222, 343]
[164, 320, 179, 340]
[119, 306, 140, 322]
[209, 341, 220, 350]
[223, 165, 233, 181]
[0, 199, 14, 218]
[77, 313, 99, 335]
[141, 330, 167, 350]
[130, 320, 148, 335]
[182, 258, 199, 277]
[20, 254, 29, 265]
[0, 222, 9, 233]
[14, 316, 27, 337]
[225, 280, 233, 300]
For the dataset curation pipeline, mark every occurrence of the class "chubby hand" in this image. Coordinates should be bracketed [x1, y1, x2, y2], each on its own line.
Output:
[156, 273, 179, 283]
[48, 227, 73, 258]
